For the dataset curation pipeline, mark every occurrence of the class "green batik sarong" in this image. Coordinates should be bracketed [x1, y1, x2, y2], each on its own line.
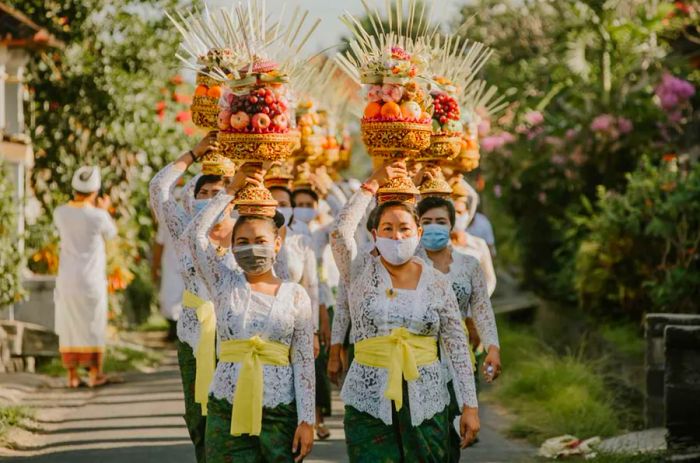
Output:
[205, 396, 300, 463]
[344, 382, 449, 463]
[446, 381, 461, 463]
[176, 339, 207, 463]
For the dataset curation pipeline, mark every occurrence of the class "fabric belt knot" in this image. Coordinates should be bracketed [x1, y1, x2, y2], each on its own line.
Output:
[182, 290, 216, 416]
[219, 336, 290, 436]
[354, 327, 438, 411]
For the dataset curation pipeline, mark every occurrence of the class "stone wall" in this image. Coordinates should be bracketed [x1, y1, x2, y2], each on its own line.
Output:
[1, 274, 56, 331]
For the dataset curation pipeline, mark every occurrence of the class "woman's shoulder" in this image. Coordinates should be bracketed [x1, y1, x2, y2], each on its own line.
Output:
[451, 248, 481, 271]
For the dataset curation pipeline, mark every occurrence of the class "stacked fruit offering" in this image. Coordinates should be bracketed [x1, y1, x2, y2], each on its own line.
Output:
[430, 89, 462, 135]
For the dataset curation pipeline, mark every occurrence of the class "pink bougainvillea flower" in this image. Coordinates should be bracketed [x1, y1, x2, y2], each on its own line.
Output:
[617, 117, 633, 134]
[477, 119, 491, 137]
[565, 128, 578, 140]
[590, 114, 615, 132]
[524, 110, 544, 126]
[493, 184, 502, 198]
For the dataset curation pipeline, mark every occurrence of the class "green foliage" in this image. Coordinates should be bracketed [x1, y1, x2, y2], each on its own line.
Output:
[574, 158, 700, 317]
[0, 163, 25, 307]
[0, 406, 33, 440]
[10, 0, 198, 323]
[488, 322, 619, 444]
[458, 0, 698, 301]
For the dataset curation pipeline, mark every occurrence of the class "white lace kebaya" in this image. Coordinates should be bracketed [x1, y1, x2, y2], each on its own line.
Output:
[330, 190, 478, 426]
[149, 163, 235, 351]
[416, 245, 499, 350]
[274, 227, 320, 331]
[187, 192, 316, 425]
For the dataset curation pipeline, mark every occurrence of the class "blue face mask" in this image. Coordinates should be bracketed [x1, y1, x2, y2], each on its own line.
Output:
[420, 223, 450, 251]
[192, 199, 226, 223]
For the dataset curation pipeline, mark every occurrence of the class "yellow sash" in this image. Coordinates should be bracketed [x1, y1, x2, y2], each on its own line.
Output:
[354, 327, 438, 411]
[182, 290, 217, 416]
[219, 336, 290, 436]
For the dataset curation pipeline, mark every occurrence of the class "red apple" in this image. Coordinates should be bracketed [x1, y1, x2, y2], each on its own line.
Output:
[230, 111, 250, 130]
[272, 114, 288, 130]
[252, 113, 271, 130]
[218, 110, 232, 130]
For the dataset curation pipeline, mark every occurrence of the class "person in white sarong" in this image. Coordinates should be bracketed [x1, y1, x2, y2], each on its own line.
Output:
[53, 166, 117, 388]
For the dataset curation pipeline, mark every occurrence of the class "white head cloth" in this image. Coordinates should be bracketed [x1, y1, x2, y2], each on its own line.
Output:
[71, 166, 101, 193]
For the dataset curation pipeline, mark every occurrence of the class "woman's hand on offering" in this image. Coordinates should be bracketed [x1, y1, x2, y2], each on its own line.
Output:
[227, 163, 264, 195]
[365, 160, 407, 191]
[193, 130, 219, 159]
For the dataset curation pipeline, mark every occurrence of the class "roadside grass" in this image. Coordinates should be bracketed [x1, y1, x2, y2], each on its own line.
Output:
[599, 323, 645, 358]
[37, 345, 162, 377]
[485, 320, 619, 444]
[0, 406, 33, 441]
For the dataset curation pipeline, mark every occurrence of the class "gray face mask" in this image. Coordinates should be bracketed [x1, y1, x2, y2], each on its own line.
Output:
[233, 244, 275, 275]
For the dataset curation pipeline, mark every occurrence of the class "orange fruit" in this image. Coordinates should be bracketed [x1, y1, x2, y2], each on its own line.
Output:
[364, 102, 382, 119]
[194, 84, 209, 97]
[207, 85, 222, 98]
[301, 126, 313, 137]
[380, 101, 401, 119]
[420, 111, 431, 121]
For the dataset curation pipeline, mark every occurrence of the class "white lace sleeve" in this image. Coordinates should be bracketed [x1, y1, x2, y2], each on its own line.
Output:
[290, 286, 316, 425]
[299, 235, 320, 331]
[469, 264, 499, 349]
[330, 282, 349, 345]
[187, 191, 234, 303]
[325, 183, 348, 216]
[182, 173, 201, 217]
[149, 163, 187, 238]
[331, 190, 373, 282]
[436, 276, 478, 409]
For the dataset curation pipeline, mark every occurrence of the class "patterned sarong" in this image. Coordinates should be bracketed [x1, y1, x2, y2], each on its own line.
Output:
[205, 396, 299, 463]
[176, 340, 207, 463]
[344, 382, 449, 462]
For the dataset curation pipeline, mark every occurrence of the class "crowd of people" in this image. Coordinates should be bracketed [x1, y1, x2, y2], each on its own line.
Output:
[52, 130, 501, 462]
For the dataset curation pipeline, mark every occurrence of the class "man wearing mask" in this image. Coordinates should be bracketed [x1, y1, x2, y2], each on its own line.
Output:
[54, 166, 117, 388]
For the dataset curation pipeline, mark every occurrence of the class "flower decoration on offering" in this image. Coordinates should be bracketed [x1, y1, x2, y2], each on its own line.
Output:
[336, 0, 440, 202]
[167, 8, 241, 130]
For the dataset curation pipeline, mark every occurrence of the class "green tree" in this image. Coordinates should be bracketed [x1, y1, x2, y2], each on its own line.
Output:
[457, 0, 698, 298]
[0, 163, 25, 307]
[10, 0, 197, 323]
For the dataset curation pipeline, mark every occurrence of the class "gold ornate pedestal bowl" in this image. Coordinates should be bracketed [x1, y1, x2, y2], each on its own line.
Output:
[217, 131, 300, 164]
[418, 176, 453, 198]
[415, 133, 462, 162]
[233, 183, 278, 217]
[201, 152, 236, 176]
[376, 176, 420, 205]
[361, 120, 431, 159]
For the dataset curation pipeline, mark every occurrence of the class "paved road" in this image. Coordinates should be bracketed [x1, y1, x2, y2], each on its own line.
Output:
[1, 354, 533, 463]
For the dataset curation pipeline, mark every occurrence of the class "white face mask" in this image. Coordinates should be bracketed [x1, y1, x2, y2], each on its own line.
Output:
[293, 207, 317, 224]
[454, 212, 470, 231]
[277, 207, 293, 225]
[374, 236, 419, 266]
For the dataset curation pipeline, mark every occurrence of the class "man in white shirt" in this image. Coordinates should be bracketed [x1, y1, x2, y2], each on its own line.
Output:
[54, 166, 117, 388]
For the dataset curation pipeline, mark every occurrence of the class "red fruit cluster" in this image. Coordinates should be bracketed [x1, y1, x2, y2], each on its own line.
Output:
[432, 92, 460, 125]
[227, 87, 289, 133]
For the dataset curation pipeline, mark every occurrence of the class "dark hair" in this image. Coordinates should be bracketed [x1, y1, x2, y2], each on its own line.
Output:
[371, 201, 419, 231]
[269, 186, 295, 207]
[417, 196, 456, 229]
[366, 206, 381, 233]
[232, 214, 280, 239]
[194, 174, 223, 197]
[292, 188, 319, 204]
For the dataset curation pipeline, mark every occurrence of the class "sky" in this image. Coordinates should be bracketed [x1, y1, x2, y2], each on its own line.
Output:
[207, 0, 467, 53]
